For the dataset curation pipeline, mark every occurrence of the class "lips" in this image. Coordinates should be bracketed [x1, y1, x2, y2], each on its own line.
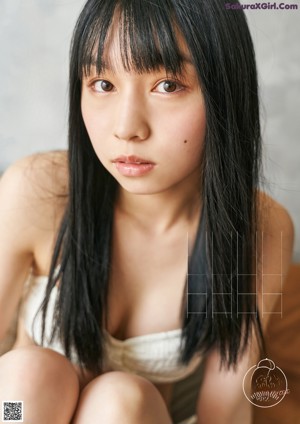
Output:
[112, 155, 154, 165]
[112, 155, 156, 177]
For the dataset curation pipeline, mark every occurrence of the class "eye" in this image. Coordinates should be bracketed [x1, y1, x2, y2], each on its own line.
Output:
[92, 80, 114, 93]
[155, 80, 183, 94]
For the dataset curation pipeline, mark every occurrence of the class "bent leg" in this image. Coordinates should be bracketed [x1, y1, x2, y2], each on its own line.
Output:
[0, 346, 79, 424]
[72, 371, 173, 424]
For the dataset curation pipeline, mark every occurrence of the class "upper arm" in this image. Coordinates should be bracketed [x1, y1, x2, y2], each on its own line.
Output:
[0, 159, 35, 339]
[196, 193, 294, 424]
[0, 151, 67, 340]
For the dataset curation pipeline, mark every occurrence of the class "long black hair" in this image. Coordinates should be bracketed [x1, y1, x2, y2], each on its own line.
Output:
[40, 0, 264, 374]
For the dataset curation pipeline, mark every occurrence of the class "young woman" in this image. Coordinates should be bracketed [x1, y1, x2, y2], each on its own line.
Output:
[0, 0, 294, 423]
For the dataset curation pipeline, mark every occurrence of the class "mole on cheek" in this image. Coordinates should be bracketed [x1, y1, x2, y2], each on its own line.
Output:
[184, 140, 188, 144]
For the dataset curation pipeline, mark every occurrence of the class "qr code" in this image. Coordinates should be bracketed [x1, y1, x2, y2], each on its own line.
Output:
[2, 401, 23, 422]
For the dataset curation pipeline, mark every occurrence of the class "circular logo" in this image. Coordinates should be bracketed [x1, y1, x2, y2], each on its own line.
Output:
[243, 358, 289, 408]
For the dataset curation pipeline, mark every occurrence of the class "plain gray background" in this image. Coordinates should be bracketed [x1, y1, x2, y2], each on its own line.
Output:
[0, 0, 299, 260]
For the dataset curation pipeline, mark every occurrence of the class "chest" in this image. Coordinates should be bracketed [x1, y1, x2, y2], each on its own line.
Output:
[107, 223, 190, 340]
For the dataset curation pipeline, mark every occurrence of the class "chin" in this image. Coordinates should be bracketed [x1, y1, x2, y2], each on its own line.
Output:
[115, 178, 168, 196]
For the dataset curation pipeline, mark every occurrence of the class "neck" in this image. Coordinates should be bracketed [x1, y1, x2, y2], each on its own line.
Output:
[116, 176, 202, 234]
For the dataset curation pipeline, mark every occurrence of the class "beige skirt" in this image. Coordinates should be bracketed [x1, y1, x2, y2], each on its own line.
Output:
[169, 360, 204, 424]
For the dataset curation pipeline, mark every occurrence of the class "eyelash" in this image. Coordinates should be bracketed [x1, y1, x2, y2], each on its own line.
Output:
[89, 79, 185, 94]
[155, 80, 185, 94]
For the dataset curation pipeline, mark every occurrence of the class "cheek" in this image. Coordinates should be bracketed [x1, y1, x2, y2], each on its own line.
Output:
[160, 105, 206, 157]
[180, 102, 206, 141]
[81, 101, 96, 139]
[183, 112, 206, 149]
[81, 94, 112, 141]
[80, 105, 112, 164]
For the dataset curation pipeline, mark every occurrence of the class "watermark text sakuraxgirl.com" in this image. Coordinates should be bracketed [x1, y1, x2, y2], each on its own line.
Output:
[225, 2, 298, 10]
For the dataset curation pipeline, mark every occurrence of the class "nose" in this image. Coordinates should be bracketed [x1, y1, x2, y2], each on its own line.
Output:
[113, 92, 151, 142]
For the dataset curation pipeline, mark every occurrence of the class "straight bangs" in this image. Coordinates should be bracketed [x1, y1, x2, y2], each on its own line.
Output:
[75, 0, 189, 79]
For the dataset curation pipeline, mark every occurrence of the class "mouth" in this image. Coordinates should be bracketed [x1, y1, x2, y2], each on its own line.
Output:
[112, 155, 156, 177]
[112, 155, 155, 165]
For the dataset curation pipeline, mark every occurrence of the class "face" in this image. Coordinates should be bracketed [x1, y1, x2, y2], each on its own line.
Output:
[81, 31, 206, 197]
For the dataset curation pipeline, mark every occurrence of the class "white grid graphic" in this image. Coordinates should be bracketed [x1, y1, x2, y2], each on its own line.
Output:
[186, 231, 283, 318]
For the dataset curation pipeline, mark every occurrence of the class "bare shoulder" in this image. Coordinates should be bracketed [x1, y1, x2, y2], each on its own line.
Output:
[257, 191, 294, 261]
[258, 190, 294, 236]
[256, 191, 294, 327]
[0, 150, 68, 257]
[1, 150, 68, 198]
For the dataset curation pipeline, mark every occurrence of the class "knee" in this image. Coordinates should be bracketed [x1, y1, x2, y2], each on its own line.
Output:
[0, 346, 79, 400]
[87, 370, 158, 399]
[73, 371, 163, 422]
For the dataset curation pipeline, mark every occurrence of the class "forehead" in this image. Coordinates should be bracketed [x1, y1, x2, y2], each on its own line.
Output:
[96, 29, 193, 75]
[80, 5, 194, 78]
